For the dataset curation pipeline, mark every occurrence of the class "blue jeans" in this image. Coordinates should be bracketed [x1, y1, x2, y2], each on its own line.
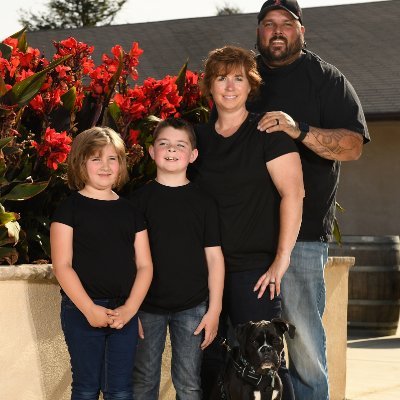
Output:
[133, 301, 207, 400]
[201, 268, 294, 400]
[61, 295, 138, 400]
[281, 241, 329, 400]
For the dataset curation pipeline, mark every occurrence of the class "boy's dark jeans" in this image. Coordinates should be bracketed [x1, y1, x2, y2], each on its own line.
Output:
[133, 301, 207, 400]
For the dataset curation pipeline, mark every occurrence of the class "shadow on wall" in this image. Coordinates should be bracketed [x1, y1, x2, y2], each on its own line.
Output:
[28, 282, 71, 400]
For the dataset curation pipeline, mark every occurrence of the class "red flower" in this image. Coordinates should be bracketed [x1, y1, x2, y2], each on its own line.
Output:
[141, 76, 182, 119]
[32, 127, 72, 170]
[88, 42, 143, 99]
[181, 70, 202, 109]
[129, 129, 141, 145]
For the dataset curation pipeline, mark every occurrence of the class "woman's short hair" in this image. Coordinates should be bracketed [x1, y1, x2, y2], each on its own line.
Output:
[67, 126, 128, 191]
[200, 45, 262, 99]
[152, 117, 197, 149]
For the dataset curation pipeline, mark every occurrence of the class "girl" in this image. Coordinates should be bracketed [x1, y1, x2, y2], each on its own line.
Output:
[50, 126, 153, 400]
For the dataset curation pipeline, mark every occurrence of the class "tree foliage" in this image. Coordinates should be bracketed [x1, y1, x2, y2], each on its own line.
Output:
[19, 0, 127, 31]
[216, 2, 242, 16]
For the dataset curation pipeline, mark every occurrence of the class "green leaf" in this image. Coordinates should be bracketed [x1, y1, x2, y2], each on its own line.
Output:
[2, 54, 72, 108]
[0, 43, 12, 60]
[332, 218, 342, 245]
[10, 26, 28, 40]
[1, 181, 49, 201]
[61, 86, 77, 112]
[335, 201, 345, 213]
[3, 73, 46, 108]
[108, 102, 121, 123]
[17, 31, 28, 52]
[0, 210, 18, 225]
[175, 60, 188, 96]
[0, 137, 13, 149]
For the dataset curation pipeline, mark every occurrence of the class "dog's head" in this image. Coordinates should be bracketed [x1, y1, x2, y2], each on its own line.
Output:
[235, 318, 295, 375]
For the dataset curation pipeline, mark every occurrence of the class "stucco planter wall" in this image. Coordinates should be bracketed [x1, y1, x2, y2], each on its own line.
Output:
[0, 257, 353, 400]
[323, 256, 355, 400]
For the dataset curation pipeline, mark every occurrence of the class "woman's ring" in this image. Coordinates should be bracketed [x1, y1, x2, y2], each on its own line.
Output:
[269, 282, 276, 285]
[276, 118, 279, 125]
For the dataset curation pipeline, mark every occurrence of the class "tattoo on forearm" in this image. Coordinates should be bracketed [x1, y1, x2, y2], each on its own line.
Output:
[306, 128, 362, 160]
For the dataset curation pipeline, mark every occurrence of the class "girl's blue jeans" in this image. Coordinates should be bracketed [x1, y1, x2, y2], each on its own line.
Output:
[61, 294, 138, 400]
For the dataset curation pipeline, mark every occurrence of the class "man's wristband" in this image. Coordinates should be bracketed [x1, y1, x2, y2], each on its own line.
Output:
[296, 122, 309, 142]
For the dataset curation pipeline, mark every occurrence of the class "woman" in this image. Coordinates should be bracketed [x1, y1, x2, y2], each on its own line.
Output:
[190, 46, 304, 400]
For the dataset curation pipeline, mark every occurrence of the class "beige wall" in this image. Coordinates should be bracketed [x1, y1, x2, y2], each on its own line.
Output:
[1, 260, 354, 400]
[336, 120, 400, 236]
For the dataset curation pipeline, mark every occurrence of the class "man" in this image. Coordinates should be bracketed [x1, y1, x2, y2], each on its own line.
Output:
[248, 1, 370, 399]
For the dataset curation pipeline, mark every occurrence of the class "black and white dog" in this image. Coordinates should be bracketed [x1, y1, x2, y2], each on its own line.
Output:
[212, 319, 295, 400]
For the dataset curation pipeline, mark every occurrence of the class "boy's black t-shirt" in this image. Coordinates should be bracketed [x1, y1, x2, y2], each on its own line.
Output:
[190, 113, 298, 273]
[130, 180, 220, 314]
[51, 191, 146, 299]
[248, 50, 370, 241]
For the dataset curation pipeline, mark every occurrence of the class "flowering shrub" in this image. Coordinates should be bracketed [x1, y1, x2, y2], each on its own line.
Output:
[0, 28, 210, 265]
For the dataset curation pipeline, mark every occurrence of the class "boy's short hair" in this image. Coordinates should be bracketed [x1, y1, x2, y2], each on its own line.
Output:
[152, 118, 197, 149]
[200, 45, 261, 100]
[67, 126, 129, 191]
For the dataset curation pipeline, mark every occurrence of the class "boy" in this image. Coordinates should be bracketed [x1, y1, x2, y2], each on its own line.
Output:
[131, 118, 224, 400]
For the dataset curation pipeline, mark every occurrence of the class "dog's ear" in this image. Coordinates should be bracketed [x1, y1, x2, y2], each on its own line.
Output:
[235, 322, 253, 352]
[271, 318, 296, 339]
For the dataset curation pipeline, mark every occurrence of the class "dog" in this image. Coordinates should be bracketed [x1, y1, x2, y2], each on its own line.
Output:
[211, 318, 295, 400]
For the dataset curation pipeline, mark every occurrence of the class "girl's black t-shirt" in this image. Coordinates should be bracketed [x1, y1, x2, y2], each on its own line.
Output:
[52, 191, 146, 299]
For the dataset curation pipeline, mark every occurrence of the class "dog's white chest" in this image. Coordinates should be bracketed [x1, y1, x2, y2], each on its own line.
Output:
[253, 390, 280, 400]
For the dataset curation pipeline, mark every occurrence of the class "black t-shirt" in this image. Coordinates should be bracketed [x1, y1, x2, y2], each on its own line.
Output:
[130, 180, 220, 313]
[248, 50, 370, 241]
[51, 191, 146, 299]
[190, 113, 298, 273]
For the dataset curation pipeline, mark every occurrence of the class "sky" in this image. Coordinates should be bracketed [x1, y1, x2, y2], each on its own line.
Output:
[1, 0, 389, 40]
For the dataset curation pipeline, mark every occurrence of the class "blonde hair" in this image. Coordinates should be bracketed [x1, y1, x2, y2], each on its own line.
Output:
[67, 127, 128, 191]
[200, 45, 262, 99]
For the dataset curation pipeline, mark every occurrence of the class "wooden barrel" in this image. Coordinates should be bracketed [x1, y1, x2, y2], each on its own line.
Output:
[329, 235, 400, 336]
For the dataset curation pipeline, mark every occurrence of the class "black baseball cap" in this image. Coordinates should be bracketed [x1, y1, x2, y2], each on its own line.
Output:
[257, 0, 303, 24]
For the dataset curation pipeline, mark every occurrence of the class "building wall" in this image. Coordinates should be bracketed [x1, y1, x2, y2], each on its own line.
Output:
[336, 121, 400, 236]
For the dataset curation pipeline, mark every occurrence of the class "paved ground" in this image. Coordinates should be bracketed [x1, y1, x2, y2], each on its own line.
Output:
[345, 326, 400, 400]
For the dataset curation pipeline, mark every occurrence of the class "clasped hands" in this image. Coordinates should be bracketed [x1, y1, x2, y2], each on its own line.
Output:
[85, 303, 136, 330]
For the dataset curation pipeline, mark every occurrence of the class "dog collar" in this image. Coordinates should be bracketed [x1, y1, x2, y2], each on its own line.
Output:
[234, 353, 277, 391]
[218, 339, 278, 399]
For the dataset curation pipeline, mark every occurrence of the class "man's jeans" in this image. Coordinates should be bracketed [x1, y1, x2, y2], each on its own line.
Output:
[281, 241, 329, 400]
[61, 294, 138, 400]
[133, 302, 207, 400]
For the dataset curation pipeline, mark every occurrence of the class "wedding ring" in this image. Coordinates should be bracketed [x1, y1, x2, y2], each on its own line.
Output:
[269, 282, 276, 285]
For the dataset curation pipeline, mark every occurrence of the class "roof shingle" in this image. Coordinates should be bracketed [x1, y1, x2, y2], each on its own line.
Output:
[25, 1, 400, 117]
